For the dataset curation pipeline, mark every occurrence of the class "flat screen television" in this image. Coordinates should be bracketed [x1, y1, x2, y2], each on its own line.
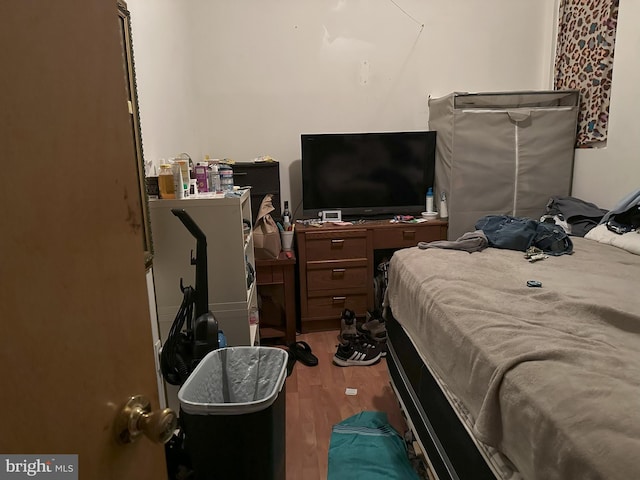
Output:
[301, 131, 436, 219]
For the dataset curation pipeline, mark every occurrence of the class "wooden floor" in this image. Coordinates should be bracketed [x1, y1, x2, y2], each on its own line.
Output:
[284, 330, 407, 480]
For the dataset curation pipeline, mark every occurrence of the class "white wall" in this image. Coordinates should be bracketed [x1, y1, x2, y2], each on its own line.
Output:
[570, 0, 640, 209]
[129, 0, 639, 215]
[188, 0, 556, 216]
[126, 0, 199, 171]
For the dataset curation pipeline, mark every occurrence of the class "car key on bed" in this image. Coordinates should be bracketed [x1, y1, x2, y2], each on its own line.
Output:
[527, 280, 542, 288]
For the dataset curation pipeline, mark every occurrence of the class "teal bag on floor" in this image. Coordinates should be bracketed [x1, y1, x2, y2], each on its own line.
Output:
[328, 411, 420, 480]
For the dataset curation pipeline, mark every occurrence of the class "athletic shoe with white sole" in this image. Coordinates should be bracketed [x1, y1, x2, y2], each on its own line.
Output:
[340, 308, 358, 335]
[359, 336, 387, 357]
[333, 340, 382, 367]
[355, 309, 387, 356]
[357, 309, 387, 342]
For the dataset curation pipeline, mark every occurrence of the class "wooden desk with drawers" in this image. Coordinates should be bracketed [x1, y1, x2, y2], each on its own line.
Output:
[295, 219, 448, 332]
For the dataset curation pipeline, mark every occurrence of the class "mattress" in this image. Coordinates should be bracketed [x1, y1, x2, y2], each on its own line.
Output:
[386, 237, 640, 480]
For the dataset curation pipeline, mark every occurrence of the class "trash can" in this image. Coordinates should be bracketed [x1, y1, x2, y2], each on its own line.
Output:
[178, 346, 288, 480]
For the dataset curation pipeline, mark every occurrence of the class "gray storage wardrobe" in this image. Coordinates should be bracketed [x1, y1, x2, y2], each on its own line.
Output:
[428, 91, 580, 241]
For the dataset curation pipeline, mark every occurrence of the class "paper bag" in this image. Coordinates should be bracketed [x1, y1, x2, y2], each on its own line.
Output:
[253, 194, 282, 259]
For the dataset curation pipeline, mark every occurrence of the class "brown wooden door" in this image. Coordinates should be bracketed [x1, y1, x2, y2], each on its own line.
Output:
[0, 1, 167, 478]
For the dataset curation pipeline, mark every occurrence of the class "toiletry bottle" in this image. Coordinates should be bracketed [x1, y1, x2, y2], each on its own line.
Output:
[426, 187, 434, 213]
[213, 160, 222, 194]
[176, 159, 189, 197]
[209, 161, 221, 194]
[158, 164, 175, 199]
[282, 201, 291, 230]
[172, 163, 185, 199]
[219, 163, 234, 192]
[439, 191, 448, 219]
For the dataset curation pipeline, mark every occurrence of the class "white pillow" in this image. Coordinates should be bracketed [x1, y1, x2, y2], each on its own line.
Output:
[585, 224, 640, 255]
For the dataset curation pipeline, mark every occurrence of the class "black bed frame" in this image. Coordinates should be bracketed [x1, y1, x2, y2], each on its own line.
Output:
[385, 308, 498, 480]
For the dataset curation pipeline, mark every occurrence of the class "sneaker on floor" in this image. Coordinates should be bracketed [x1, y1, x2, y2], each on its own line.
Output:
[333, 339, 382, 367]
[340, 308, 358, 341]
[359, 336, 387, 357]
[357, 309, 387, 342]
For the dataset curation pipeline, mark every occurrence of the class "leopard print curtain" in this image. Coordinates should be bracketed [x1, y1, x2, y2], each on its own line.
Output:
[554, 0, 619, 147]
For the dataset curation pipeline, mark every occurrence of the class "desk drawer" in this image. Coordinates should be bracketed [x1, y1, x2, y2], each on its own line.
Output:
[373, 224, 444, 249]
[305, 230, 368, 261]
[306, 293, 368, 319]
[307, 265, 368, 292]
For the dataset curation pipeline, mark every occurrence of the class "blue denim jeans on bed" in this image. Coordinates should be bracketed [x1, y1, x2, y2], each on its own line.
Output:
[475, 215, 537, 251]
[475, 215, 573, 255]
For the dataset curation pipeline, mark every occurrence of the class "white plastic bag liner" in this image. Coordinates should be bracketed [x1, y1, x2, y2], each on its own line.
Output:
[178, 346, 288, 415]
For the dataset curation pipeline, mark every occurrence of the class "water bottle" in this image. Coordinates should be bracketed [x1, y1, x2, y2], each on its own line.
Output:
[208, 162, 222, 194]
[426, 187, 434, 213]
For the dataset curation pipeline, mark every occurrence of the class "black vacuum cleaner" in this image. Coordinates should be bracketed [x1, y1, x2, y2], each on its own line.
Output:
[160, 209, 222, 386]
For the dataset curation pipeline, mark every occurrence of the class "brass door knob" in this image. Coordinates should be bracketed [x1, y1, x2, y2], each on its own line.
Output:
[115, 395, 177, 444]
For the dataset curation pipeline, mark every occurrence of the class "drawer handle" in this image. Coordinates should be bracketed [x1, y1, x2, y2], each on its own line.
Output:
[332, 296, 346, 303]
[330, 239, 345, 248]
[402, 230, 416, 239]
[332, 268, 346, 278]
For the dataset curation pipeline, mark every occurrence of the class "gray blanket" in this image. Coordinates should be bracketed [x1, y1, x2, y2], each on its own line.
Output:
[386, 237, 640, 480]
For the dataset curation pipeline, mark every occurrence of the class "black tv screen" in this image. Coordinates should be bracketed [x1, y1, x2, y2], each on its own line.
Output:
[301, 131, 436, 218]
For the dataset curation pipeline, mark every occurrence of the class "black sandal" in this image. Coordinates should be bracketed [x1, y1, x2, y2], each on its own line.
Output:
[289, 341, 319, 367]
[286, 349, 297, 376]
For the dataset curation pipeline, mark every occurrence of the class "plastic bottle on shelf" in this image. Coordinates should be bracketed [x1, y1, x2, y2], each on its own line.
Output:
[208, 161, 221, 194]
[158, 164, 175, 199]
[282, 200, 291, 230]
[213, 160, 223, 193]
[439, 191, 448, 220]
[176, 159, 189, 197]
[219, 163, 234, 192]
[426, 187, 434, 213]
[172, 163, 184, 199]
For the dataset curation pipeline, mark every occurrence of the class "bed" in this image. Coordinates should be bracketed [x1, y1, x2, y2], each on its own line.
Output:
[384, 235, 640, 480]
